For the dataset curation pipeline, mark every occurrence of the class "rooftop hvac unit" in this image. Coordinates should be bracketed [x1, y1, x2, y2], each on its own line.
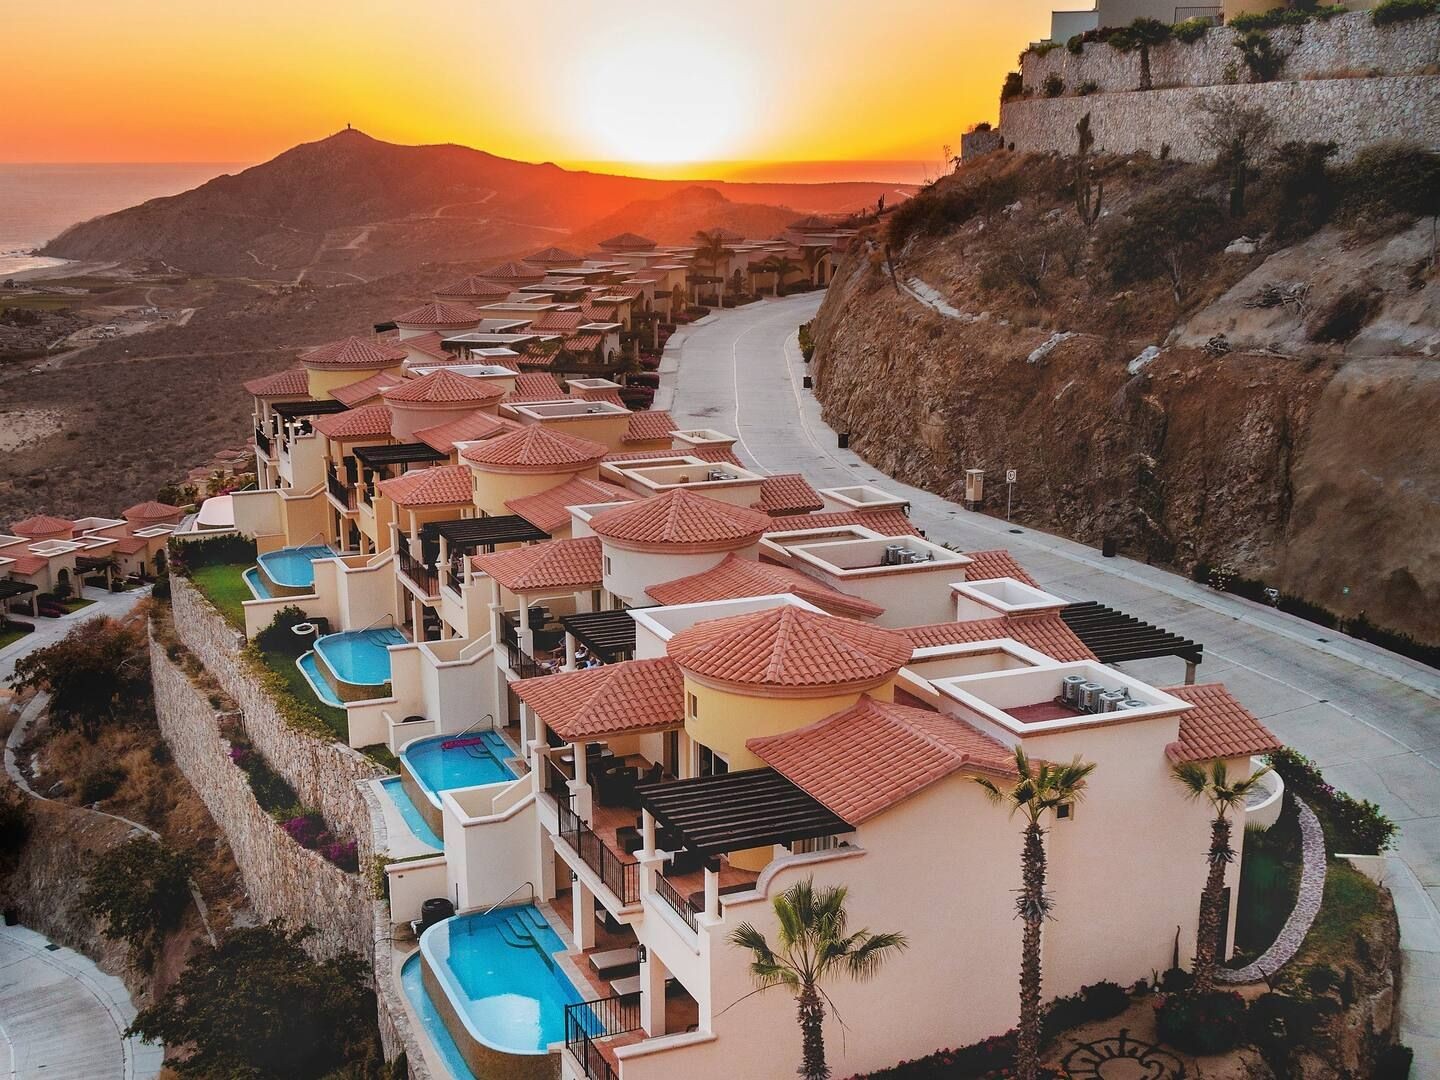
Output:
[1060, 674, 1086, 705]
[882, 544, 905, 566]
[1078, 682, 1105, 712]
[1098, 689, 1127, 713]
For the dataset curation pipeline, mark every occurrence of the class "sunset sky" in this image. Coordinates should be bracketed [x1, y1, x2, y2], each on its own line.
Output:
[12, 1, 1067, 179]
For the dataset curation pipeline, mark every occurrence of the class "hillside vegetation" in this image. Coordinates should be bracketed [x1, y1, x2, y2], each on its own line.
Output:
[812, 133, 1440, 645]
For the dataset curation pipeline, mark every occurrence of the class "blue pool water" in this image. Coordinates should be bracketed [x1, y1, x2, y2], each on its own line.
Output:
[242, 567, 274, 600]
[255, 543, 335, 589]
[401, 954, 480, 1080]
[419, 906, 584, 1054]
[313, 627, 406, 686]
[296, 653, 345, 708]
[402, 731, 516, 805]
[381, 777, 442, 849]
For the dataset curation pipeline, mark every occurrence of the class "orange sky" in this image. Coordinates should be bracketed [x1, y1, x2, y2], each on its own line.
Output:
[11, 1, 1065, 178]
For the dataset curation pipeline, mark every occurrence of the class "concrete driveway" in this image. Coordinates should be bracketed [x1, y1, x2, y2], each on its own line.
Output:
[0, 585, 150, 686]
[666, 294, 1440, 1071]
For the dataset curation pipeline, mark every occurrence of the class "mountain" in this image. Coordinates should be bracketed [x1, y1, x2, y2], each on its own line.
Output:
[570, 186, 801, 247]
[42, 129, 910, 281]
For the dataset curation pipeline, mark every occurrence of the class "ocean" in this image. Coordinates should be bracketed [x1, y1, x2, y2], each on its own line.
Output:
[0, 162, 246, 277]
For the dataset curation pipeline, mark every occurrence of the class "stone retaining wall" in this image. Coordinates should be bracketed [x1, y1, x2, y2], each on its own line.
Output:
[999, 74, 1440, 163]
[170, 576, 382, 860]
[1021, 11, 1440, 95]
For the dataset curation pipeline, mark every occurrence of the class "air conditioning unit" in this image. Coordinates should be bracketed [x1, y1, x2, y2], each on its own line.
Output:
[1060, 674, 1086, 705]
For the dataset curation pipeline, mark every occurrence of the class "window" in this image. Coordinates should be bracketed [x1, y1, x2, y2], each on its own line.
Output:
[686, 692, 698, 719]
[604, 556, 612, 575]
[699, 745, 728, 778]
[1055, 803, 1074, 821]
[790, 834, 845, 855]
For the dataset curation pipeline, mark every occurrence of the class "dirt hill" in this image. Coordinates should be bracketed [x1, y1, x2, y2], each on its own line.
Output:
[811, 151, 1440, 645]
[42, 129, 911, 281]
[571, 186, 800, 247]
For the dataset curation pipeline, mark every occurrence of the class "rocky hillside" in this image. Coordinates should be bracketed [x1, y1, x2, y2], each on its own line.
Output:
[42, 129, 909, 280]
[811, 150, 1440, 644]
[571, 186, 799, 247]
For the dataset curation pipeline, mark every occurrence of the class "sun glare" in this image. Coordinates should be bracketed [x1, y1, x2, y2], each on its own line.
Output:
[571, 30, 759, 164]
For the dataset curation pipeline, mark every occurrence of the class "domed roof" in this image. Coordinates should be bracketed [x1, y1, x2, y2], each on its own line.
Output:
[459, 425, 608, 473]
[382, 369, 504, 406]
[298, 336, 408, 370]
[392, 301, 483, 329]
[668, 604, 912, 693]
[587, 488, 769, 551]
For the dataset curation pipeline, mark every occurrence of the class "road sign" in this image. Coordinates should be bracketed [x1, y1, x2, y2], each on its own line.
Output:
[1005, 469, 1017, 484]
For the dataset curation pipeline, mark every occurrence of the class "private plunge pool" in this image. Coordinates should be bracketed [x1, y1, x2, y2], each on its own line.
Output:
[397, 731, 519, 838]
[409, 906, 584, 1078]
[298, 627, 406, 707]
[253, 543, 335, 597]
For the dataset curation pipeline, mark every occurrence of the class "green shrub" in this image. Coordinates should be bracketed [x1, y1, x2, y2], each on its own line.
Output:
[8, 616, 152, 740]
[1096, 187, 1224, 301]
[1236, 30, 1287, 81]
[1339, 142, 1440, 221]
[1077, 79, 1100, 95]
[82, 837, 193, 957]
[228, 736, 301, 817]
[1269, 139, 1340, 241]
[1173, 16, 1212, 42]
[1231, 6, 1314, 30]
[168, 534, 257, 577]
[888, 170, 1020, 247]
[1314, 3, 1349, 19]
[1031, 40, 1063, 56]
[79, 764, 126, 803]
[1001, 71, 1025, 102]
[1376, 1043, 1415, 1078]
[1267, 747, 1397, 852]
[1372, 0, 1438, 25]
[1245, 991, 1329, 1059]
[253, 605, 313, 658]
[1156, 990, 1247, 1054]
[1067, 33, 1086, 54]
[1042, 73, 1066, 97]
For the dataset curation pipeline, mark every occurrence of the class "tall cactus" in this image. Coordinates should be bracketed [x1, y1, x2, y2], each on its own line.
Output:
[1075, 112, 1104, 230]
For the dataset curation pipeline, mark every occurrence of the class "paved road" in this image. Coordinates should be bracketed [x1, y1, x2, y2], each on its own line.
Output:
[666, 294, 1440, 1071]
[0, 924, 163, 1079]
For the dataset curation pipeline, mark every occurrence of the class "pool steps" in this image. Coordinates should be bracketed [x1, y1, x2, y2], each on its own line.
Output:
[492, 907, 558, 973]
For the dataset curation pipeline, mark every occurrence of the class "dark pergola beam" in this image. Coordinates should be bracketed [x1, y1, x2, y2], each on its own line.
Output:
[1061, 601, 1204, 667]
[637, 768, 850, 856]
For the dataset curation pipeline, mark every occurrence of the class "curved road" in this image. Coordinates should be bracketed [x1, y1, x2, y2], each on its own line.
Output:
[667, 294, 1440, 1070]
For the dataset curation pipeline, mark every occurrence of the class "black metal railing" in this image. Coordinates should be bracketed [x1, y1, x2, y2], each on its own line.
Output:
[543, 755, 575, 803]
[397, 548, 438, 596]
[653, 872, 701, 933]
[557, 800, 640, 905]
[327, 469, 355, 509]
[565, 994, 641, 1080]
[254, 425, 272, 456]
[503, 639, 553, 679]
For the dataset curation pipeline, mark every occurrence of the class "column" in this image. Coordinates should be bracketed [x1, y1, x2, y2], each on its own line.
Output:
[641, 810, 656, 857]
[640, 949, 669, 1037]
[564, 632, 577, 672]
[703, 864, 720, 921]
[571, 877, 596, 951]
[1185, 660, 1198, 685]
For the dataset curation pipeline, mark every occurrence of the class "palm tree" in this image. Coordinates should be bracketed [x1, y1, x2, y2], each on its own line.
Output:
[799, 245, 830, 288]
[1113, 17, 1172, 91]
[693, 229, 734, 304]
[1172, 759, 1271, 992]
[731, 878, 907, 1080]
[975, 749, 1096, 1080]
[759, 254, 801, 296]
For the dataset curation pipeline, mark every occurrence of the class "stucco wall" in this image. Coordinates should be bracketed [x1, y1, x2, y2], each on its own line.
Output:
[1021, 11, 1440, 95]
[169, 575, 385, 857]
[1000, 74, 1440, 163]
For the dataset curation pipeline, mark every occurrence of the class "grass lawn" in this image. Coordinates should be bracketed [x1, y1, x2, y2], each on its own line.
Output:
[359, 743, 400, 772]
[258, 647, 349, 742]
[61, 597, 95, 613]
[0, 626, 32, 650]
[1290, 861, 1384, 971]
[188, 562, 253, 629]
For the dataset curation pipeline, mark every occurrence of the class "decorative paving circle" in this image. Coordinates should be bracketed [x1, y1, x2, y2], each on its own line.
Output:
[1059, 1029, 1184, 1080]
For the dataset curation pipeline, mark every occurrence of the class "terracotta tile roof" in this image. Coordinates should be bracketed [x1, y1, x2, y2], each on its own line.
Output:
[589, 489, 770, 550]
[122, 501, 181, 522]
[392, 301, 482, 328]
[563, 333, 604, 353]
[10, 514, 74, 538]
[472, 536, 602, 591]
[299, 336, 408, 370]
[413, 410, 518, 453]
[400, 331, 453, 361]
[382, 368, 505, 406]
[623, 411, 677, 444]
[669, 605, 913, 691]
[111, 535, 151, 555]
[528, 312, 585, 333]
[4, 555, 48, 575]
[646, 553, 883, 620]
[513, 657, 683, 740]
[749, 696, 1016, 824]
[376, 465, 473, 508]
[434, 275, 511, 301]
[480, 260, 546, 282]
[243, 367, 310, 396]
[963, 549, 1039, 589]
[331, 370, 406, 407]
[602, 445, 742, 466]
[579, 303, 621, 322]
[504, 373, 565, 402]
[599, 232, 657, 250]
[754, 473, 824, 516]
[903, 613, 1095, 662]
[504, 476, 638, 533]
[310, 404, 392, 440]
[514, 350, 561, 372]
[460, 425, 608, 472]
[1163, 684, 1283, 763]
[529, 246, 583, 264]
[764, 509, 916, 536]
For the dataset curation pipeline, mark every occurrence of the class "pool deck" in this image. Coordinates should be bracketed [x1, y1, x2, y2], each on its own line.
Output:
[369, 777, 441, 859]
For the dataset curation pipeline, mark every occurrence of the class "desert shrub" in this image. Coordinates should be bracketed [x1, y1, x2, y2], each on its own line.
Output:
[1031, 40, 1063, 56]
[1042, 980, 1130, 1040]
[79, 763, 127, 803]
[1308, 284, 1384, 342]
[1314, 3, 1348, 18]
[1196, 94, 1276, 216]
[228, 737, 300, 817]
[1266, 747, 1397, 853]
[8, 615, 151, 740]
[1067, 33, 1086, 53]
[1096, 188, 1224, 301]
[1156, 990, 1247, 1054]
[1246, 992, 1329, 1062]
[1339, 142, 1440, 225]
[1001, 71, 1025, 102]
[1268, 140, 1340, 240]
[980, 223, 1060, 300]
[82, 836, 193, 955]
[253, 605, 312, 658]
[1042, 73, 1066, 97]
[1236, 30, 1287, 81]
[1172, 16, 1212, 42]
[1077, 79, 1099, 95]
[0, 793, 30, 869]
[1372, 0, 1438, 24]
[1158, 965, 1194, 993]
[1231, 6, 1313, 30]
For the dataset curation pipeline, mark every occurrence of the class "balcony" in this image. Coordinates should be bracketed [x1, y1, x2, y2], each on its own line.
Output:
[558, 799, 641, 906]
[565, 994, 641, 1080]
[396, 547, 439, 597]
[326, 469, 356, 510]
[254, 425, 272, 456]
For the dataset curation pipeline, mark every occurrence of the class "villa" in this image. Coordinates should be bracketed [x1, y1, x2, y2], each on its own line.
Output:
[155, 224, 1290, 1080]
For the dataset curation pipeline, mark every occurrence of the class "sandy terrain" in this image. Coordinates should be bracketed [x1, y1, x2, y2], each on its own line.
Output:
[0, 408, 64, 452]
